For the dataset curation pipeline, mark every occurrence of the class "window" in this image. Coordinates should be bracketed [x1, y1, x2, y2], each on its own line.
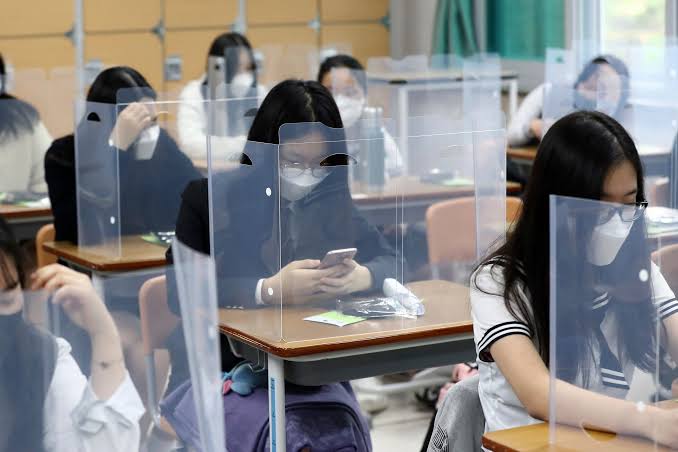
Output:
[602, 0, 665, 49]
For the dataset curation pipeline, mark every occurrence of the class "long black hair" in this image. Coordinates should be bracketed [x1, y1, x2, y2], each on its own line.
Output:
[474, 111, 657, 381]
[0, 53, 41, 139]
[0, 216, 57, 452]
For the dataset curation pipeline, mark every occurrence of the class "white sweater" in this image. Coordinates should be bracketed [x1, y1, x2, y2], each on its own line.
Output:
[177, 77, 266, 161]
[0, 120, 52, 193]
[506, 84, 544, 147]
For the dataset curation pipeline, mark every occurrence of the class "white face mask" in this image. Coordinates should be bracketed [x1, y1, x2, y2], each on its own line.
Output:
[279, 168, 328, 202]
[587, 210, 634, 266]
[134, 124, 160, 160]
[230, 72, 255, 98]
[335, 94, 365, 128]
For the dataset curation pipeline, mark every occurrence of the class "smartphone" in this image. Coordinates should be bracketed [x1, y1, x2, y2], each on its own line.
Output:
[318, 248, 357, 269]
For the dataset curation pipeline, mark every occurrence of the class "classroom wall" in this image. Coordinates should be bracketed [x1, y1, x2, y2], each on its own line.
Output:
[0, 0, 390, 135]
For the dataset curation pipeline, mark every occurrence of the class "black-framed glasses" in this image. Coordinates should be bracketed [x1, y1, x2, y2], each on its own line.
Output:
[596, 200, 648, 225]
[279, 161, 330, 178]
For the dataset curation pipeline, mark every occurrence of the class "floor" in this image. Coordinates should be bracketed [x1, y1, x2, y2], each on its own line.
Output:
[355, 378, 438, 452]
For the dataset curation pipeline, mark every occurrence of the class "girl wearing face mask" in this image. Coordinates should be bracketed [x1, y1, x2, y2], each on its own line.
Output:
[0, 216, 144, 451]
[177, 32, 267, 161]
[461, 111, 678, 449]
[44, 66, 200, 408]
[162, 79, 401, 391]
[318, 54, 401, 177]
[507, 54, 630, 147]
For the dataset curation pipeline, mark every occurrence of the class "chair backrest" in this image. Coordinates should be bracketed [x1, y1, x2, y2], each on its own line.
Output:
[426, 197, 522, 266]
[652, 244, 678, 296]
[506, 196, 522, 227]
[139, 275, 179, 354]
[35, 224, 57, 268]
[426, 197, 477, 265]
[427, 374, 484, 452]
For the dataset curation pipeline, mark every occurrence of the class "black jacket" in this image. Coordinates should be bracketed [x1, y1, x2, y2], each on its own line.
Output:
[45, 129, 201, 243]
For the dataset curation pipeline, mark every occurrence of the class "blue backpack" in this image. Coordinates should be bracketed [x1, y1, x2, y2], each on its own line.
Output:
[162, 379, 372, 452]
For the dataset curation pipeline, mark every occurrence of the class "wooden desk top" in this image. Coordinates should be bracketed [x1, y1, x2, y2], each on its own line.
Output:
[507, 146, 538, 161]
[219, 280, 472, 358]
[367, 69, 519, 83]
[0, 204, 53, 220]
[352, 177, 521, 205]
[43, 236, 167, 272]
[483, 401, 678, 452]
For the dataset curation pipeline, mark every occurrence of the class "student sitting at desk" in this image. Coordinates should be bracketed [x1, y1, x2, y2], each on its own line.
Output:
[507, 55, 629, 147]
[0, 54, 52, 195]
[317, 54, 401, 177]
[45, 66, 201, 244]
[466, 111, 678, 448]
[177, 32, 266, 161]
[164, 79, 401, 389]
[0, 216, 144, 451]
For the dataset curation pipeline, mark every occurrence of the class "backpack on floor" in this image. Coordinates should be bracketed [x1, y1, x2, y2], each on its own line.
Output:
[162, 380, 372, 452]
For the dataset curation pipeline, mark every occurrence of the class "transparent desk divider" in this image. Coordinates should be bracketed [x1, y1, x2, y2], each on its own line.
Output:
[462, 54, 502, 122]
[75, 100, 121, 257]
[205, 89, 259, 139]
[172, 239, 225, 452]
[208, 136, 282, 341]
[256, 43, 319, 87]
[366, 55, 429, 75]
[21, 274, 147, 451]
[548, 195, 677, 449]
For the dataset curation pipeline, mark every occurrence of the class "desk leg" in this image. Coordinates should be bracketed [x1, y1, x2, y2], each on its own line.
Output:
[508, 79, 518, 120]
[268, 355, 286, 452]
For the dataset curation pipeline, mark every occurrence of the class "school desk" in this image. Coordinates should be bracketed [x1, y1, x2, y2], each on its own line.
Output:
[0, 204, 53, 240]
[482, 401, 678, 452]
[218, 279, 474, 452]
[42, 236, 167, 293]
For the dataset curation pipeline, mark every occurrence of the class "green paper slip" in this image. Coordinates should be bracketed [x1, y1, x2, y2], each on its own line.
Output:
[304, 311, 366, 327]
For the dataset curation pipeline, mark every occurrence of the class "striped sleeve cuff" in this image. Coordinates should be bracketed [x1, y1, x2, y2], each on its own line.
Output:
[477, 321, 532, 357]
[656, 297, 678, 321]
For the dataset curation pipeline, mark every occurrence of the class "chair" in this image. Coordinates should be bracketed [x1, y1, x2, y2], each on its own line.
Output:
[138, 275, 179, 426]
[35, 224, 57, 268]
[426, 197, 523, 279]
[426, 374, 484, 452]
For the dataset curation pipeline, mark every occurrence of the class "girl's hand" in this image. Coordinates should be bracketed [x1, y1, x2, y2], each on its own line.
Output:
[318, 259, 372, 295]
[109, 102, 155, 150]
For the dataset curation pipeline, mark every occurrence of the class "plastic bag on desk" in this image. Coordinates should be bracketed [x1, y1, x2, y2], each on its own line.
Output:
[337, 278, 425, 319]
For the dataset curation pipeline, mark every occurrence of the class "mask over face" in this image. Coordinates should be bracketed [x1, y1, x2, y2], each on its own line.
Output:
[230, 72, 255, 98]
[133, 124, 160, 160]
[587, 211, 634, 266]
[280, 168, 328, 202]
[335, 94, 365, 128]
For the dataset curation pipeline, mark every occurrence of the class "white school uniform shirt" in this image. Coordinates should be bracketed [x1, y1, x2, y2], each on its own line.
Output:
[506, 84, 544, 147]
[471, 262, 678, 438]
[43, 338, 145, 452]
[0, 121, 52, 194]
[177, 76, 266, 161]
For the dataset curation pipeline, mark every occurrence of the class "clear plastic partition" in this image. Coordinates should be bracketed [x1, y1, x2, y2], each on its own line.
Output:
[20, 274, 146, 451]
[270, 119, 506, 343]
[366, 55, 429, 75]
[548, 195, 677, 449]
[76, 92, 201, 256]
[462, 53, 502, 122]
[208, 136, 282, 340]
[171, 239, 225, 452]
[75, 100, 122, 256]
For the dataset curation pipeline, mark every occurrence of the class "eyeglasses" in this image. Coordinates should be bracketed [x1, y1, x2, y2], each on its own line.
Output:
[279, 161, 330, 178]
[596, 200, 648, 225]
